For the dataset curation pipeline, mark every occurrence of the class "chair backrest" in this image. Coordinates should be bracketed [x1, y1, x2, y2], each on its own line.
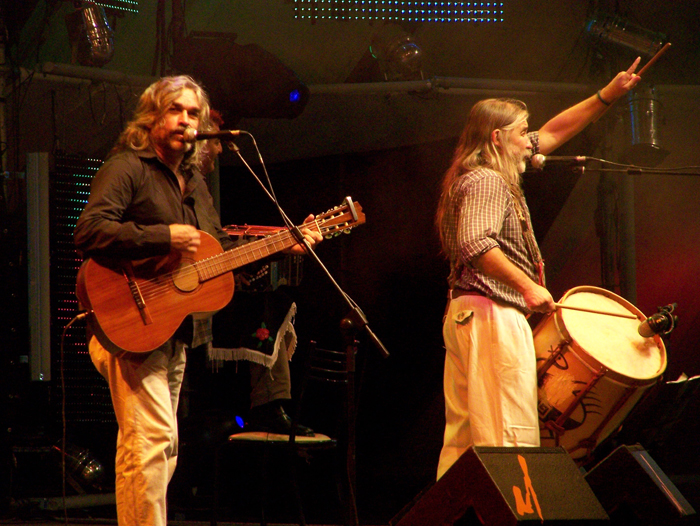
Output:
[307, 342, 351, 383]
[290, 340, 356, 443]
[292, 340, 361, 525]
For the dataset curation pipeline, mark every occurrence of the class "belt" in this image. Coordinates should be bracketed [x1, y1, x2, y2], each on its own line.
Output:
[444, 289, 483, 318]
[448, 288, 484, 300]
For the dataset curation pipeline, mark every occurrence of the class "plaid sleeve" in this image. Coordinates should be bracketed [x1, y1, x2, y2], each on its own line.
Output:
[456, 170, 510, 265]
[529, 130, 540, 155]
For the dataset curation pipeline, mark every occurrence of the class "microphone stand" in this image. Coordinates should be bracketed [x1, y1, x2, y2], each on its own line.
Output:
[528, 155, 700, 178]
[612, 167, 700, 177]
[570, 161, 696, 303]
[231, 134, 390, 360]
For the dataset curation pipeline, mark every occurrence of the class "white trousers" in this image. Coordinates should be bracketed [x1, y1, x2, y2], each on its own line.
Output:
[90, 336, 187, 526]
[437, 295, 540, 480]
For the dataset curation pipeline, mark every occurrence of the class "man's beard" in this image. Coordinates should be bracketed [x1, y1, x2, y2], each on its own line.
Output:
[506, 145, 527, 174]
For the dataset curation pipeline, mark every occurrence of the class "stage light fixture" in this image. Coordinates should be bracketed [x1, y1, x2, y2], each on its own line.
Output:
[584, 12, 669, 166]
[623, 85, 669, 167]
[370, 26, 425, 81]
[172, 32, 310, 120]
[293, 1, 505, 23]
[52, 442, 107, 492]
[62, 0, 139, 14]
[585, 11, 666, 57]
[64, 2, 115, 67]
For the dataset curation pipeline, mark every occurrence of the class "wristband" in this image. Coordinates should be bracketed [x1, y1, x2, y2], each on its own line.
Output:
[596, 90, 612, 106]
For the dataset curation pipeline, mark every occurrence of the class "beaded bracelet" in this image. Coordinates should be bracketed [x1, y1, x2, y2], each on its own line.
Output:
[596, 90, 612, 106]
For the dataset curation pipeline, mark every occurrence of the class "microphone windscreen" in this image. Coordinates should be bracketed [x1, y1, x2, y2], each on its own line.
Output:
[530, 154, 545, 169]
[638, 319, 655, 338]
[183, 128, 197, 142]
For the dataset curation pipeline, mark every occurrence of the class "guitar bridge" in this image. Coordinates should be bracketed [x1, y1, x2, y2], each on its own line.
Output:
[122, 269, 153, 325]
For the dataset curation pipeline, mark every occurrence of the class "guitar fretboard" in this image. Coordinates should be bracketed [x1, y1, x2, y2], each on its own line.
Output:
[194, 225, 315, 281]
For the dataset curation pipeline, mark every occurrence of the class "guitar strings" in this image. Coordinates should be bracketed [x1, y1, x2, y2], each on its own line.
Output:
[128, 222, 322, 301]
[134, 229, 297, 298]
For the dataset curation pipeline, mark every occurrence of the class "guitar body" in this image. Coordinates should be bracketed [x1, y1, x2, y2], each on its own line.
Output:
[76, 231, 234, 354]
[76, 198, 366, 354]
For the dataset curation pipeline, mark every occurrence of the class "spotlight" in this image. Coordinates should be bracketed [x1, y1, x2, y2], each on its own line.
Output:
[623, 85, 669, 167]
[52, 442, 106, 492]
[370, 25, 425, 81]
[172, 32, 309, 120]
[585, 12, 666, 57]
[65, 2, 115, 67]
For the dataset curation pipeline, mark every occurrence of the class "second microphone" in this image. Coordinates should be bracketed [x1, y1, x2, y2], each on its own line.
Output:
[530, 153, 588, 170]
[183, 128, 244, 142]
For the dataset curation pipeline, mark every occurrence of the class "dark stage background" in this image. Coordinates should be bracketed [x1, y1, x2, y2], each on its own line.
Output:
[3, 0, 700, 524]
[192, 139, 455, 524]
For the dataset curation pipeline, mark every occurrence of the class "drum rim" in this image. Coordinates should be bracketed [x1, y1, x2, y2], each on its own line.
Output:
[555, 285, 667, 382]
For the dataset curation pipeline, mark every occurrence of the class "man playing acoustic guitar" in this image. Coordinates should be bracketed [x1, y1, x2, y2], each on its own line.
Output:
[74, 75, 322, 526]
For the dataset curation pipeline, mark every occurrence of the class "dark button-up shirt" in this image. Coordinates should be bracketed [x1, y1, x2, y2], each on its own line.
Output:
[75, 149, 233, 259]
[74, 148, 234, 348]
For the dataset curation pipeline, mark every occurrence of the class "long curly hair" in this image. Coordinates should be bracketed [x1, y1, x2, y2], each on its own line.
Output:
[111, 75, 212, 173]
[435, 98, 529, 251]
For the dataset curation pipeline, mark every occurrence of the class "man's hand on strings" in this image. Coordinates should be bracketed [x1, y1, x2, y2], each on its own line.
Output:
[285, 214, 323, 255]
[170, 224, 201, 254]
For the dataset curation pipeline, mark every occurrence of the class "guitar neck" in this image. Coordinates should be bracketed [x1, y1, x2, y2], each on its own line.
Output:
[195, 225, 308, 281]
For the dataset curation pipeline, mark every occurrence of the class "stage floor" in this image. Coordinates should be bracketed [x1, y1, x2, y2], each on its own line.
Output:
[1, 522, 358, 526]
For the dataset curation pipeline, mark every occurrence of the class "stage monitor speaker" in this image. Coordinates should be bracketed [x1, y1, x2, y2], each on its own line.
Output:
[392, 446, 609, 525]
[584, 444, 696, 525]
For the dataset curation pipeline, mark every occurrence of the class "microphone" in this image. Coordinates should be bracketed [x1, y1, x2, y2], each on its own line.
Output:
[530, 154, 588, 170]
[638, 303, 677, 338]
[182, 128, 243, 142]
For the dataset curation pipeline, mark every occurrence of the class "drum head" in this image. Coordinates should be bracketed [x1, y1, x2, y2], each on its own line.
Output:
[559, 287, 666, 381]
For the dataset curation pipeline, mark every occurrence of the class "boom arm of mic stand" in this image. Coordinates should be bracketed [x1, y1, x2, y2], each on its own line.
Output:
[595, 166, 700, 177]
[288, 225, 390, 359]
[342, 306, 390, 359]
[626, 168, 700, 177]
[235, 145, 389, 359]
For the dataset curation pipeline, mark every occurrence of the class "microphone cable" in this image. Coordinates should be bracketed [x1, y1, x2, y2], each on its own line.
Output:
[58, 310, 90, 525]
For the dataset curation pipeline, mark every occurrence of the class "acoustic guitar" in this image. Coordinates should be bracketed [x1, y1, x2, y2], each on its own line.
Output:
[76, 199, 365, 354]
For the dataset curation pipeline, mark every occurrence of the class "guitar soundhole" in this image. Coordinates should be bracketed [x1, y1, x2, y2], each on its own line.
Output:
[171, 260, 200, 292]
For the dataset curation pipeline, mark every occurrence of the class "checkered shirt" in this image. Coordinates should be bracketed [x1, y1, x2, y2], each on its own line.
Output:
[442, 132, 543, 313]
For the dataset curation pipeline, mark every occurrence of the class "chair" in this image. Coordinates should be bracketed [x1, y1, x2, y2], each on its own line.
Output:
[211, 339, 360, 526]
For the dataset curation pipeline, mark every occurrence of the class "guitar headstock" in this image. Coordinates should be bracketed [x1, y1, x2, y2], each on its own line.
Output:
[314, 197, 366, 238]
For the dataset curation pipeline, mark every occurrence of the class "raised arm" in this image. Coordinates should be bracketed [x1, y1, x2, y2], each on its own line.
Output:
[537, 58, 642, 155]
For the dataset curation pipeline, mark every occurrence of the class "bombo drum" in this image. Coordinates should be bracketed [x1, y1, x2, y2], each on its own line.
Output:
[535, 286, 666, 463]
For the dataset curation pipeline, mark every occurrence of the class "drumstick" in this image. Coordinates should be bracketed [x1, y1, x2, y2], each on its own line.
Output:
[594, 42, 672, 122]
[637, 42, 672, 77]
[554, 303, 638, 320]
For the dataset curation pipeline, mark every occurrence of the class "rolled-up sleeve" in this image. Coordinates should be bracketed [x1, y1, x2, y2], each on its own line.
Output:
[456, 174, 509, 267]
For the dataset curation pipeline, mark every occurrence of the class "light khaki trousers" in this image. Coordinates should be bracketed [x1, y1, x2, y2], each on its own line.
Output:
[437, 295, 540, 480]
[90, 336, 186, 526]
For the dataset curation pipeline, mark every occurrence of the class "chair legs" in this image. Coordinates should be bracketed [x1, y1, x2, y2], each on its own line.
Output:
[286, 447, 307, 526]
[212, 441, 309, 526]
[211, 444, 221, 526]
[259, 444, 272, 526]
[211, 442, 275, 526]
[335, 443, 359, 526]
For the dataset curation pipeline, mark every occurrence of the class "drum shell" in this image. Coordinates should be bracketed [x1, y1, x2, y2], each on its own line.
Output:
[534, 286, 667, 460]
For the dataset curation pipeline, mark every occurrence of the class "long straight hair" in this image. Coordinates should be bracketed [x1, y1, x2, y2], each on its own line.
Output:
[435, 98, 529, 251]
[110, 75, 211, 172]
